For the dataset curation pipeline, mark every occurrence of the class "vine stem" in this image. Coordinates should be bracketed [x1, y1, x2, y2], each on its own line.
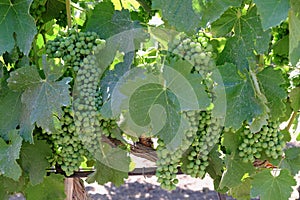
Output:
[118, 0, 124, 9]
[136, 0, 152, 13]
[285, 111, 298, 132]
[249, 67, 263, 96]
[66, 0, 72, 28]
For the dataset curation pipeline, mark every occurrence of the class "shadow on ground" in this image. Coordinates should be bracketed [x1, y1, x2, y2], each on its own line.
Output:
[86, 181, 236, 200]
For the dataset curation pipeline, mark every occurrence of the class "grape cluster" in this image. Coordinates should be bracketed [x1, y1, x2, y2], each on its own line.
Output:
[271, 21, 289, 66]
[47, 107, 87, 176]
[73, 44, 106, 157]
[46, 29, 105, 72]
[156, 110, 200, 190]
[183, 111, 220, 178]
[168, 33, 215, 75]
[30, 0, 47, 28]
[238, 121, 285, 163]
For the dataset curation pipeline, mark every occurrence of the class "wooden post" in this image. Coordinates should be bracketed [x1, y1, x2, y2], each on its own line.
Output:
[65, 178, 74, 200]
[65, 177, 89, 200]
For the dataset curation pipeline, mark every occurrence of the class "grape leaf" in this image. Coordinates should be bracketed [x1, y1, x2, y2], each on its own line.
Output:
[0, 130, 23, 181]
[100, 52, 134, 118]
[87, 144, 130, 187]
[214, 63, 262, 130]
[273, 35, 289, 56]
[19, 104, 35, 143]
[281, 147, 300, 175]
[222, 129, 240, 154]
[201, 0, 242, 26]
[211, 8, 237, 37]
[25, 174, 66, 200]
[257, 67, 287, 120]
[250, 169, 296, 200]
[228, 178, 252, 200]
[253, 0, 290, 30]
[164, 59, 210, 110]
[290, 87, 300, 111]
[152, 0, 200, 34]
[0, 175, 27, 199]
[85, 1, 147, 75]
[85, 1, 146, 43]
[289, 0, 300, 65]
[219, 154, 255, 189]
[0, 89, 22, 140]
[207, 145, 224, 177]
[217, 6, 271, 70]
[20, 140, 51, 185]
[112, 60, 210, 148]
[0, 0, 36, 55]
[7, 65, 71, 133]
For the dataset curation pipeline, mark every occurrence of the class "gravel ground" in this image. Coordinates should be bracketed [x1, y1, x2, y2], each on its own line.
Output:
[85, 174, 235, 200]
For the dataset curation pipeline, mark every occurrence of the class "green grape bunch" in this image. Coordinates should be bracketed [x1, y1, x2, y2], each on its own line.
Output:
[47, 107, 88, 176]
[182, 110, 221, 178]
[73, 43, 106, 158]
[46, 29, 104, 72]
[156, 110, 201, 191]
[156, 109, 222, 190]
[237, 120, 285, 163]
[168, 32, 216, 75]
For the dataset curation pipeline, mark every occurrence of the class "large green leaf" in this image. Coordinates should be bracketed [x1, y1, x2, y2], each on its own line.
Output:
[289, 0, 300, 65]
[0, 0, 36, 55]
[25, 174, 66, 200]
[201, 0, 242, 26]
[20, 140, 51, 185]
[0, 90, 22, 139]
[112, 60, 210, 148]
[0, 131, 23, 181]
[219, 154, 255, 189]
[215, 63, 262, 130]
[216, 7, 271, 70]
[250, 169, 296, 200]
[281, 147, 300, 176]
[87, 144, 130, 187]
[152, 0, 200, 34]
[257, 67, 287, 120]
[7, 64, 71, 133]
[253, 0, 290, 30]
